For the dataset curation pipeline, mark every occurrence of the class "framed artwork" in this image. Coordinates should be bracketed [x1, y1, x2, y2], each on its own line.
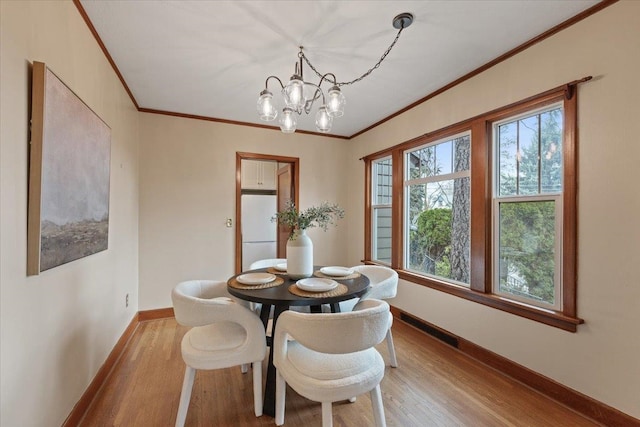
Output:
[27, 62, 111, 275]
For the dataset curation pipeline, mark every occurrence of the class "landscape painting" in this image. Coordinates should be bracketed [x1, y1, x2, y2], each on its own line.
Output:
[27, 62, 111, 275]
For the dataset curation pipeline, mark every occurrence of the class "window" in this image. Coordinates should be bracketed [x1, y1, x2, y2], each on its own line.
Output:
[363, 84, 581, 331]
[404, 134, 471, 286]
[493, 106, 563, 309]
[372, 157, 393, 264]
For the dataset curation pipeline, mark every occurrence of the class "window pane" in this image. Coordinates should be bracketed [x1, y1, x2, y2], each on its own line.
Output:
[518, 116, 539, 195]
[454, 136, 470, 172]
[498, 107, 563, 197]
[373, 158, 392, 205]
[373, 207, 392, 263]
[498, 122, 518, 196]
[435, 140, 453, 175]
[407, 146, 437, 179]
[540, 110, 563, 193]
[498, 201, 556, 305]
[372, 157, 392, 263]
[407, 177, 470, 285]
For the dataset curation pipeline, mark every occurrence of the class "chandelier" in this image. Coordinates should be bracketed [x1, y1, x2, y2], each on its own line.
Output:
[256, 13, 414, 134]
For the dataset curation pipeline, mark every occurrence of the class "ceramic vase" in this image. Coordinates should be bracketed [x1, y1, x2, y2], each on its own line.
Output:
[286, 229, 313, 279]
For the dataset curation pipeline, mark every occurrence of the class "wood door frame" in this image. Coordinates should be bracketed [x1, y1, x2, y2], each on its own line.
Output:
[235, 152, 299, 274]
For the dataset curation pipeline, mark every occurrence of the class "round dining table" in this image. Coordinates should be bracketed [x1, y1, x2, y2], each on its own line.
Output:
[227, 266, 370, 417]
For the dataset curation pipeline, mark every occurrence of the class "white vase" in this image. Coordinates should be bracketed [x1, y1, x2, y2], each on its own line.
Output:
[286, 229, 313, 279]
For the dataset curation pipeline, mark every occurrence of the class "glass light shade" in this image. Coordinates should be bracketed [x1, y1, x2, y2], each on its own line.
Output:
[315, 106, 333, 133]
[326, 86, 346, 118]
[257, 90, 277, 121]
[283, 77, 305, 110]
[279, 108, 297, 133]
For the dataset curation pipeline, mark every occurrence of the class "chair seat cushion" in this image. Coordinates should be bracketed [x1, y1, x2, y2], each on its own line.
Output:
[189, 322, 247, 351]
[181, 322, 260, 370]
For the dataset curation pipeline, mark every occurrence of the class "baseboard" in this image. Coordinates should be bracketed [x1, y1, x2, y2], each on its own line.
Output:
[138, 307, 174, 321]
[393, 307, 640, 427]
[62, 313, 139, 427]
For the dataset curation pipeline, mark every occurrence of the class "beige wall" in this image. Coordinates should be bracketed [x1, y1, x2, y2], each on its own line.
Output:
[138, 114, 351, 310]
[0, 2, 139, 426]
[348, 1, 640, 418]
[2, 0, 639, 425]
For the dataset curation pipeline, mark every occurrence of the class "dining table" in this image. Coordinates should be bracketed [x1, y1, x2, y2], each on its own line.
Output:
[227, 265, 370, 417]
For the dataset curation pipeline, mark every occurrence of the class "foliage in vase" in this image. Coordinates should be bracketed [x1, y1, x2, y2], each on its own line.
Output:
[273, 200, 344, 240]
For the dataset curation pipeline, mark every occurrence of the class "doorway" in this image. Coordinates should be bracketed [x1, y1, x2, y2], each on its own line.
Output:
[235, 152, 299, 273]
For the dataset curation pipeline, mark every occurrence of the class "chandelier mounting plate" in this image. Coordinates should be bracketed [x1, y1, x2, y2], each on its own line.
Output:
[392, 13, 414, 30]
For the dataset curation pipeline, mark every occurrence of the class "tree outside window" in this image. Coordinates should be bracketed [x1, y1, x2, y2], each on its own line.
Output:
[405, 135, 470, 285]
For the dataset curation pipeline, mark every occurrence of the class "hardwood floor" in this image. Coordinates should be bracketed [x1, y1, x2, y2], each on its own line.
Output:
[79, 317, 599, 426]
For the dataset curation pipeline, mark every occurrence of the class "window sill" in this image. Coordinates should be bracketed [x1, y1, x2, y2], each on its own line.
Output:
[393, 269, 584, 332]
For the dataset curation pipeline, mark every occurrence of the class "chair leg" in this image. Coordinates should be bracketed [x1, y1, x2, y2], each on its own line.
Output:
[275, 371, 286, 426]
[252, 360, 263, 417]
[175, 365, 196, 427]
[321, 402, 333, 427]
[370, 385, 386, 427]
[386, 328, 398, 368]
[241, 363, 249, 374]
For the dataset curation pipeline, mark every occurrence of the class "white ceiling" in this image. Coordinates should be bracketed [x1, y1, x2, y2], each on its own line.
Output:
[79, 0, 601, 138]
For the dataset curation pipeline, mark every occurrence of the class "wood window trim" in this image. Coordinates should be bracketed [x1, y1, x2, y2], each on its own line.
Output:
[362, 81, 587, 332]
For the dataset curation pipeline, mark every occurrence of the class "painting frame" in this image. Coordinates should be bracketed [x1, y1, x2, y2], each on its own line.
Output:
[27, 61, 111, 275]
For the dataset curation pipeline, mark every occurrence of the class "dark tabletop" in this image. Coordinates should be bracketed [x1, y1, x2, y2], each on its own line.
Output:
[227, 266, 370, 307]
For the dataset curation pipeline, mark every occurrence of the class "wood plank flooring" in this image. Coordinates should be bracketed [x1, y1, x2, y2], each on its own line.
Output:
[79, 317, 600, 426]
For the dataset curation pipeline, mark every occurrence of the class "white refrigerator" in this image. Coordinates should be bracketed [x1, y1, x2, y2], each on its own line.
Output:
[241, 194, 278, 271]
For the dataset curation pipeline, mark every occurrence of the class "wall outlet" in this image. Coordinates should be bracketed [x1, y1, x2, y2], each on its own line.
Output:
[126, 293, 129, 308]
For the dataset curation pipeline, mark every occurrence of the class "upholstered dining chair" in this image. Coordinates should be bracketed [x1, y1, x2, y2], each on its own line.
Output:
[337, 265, 399, 368]
[248, 258, 285, 316]
[171, 280, 267, 427]
[249, 258, 309, 318]
[249, 258, 286, 270]
[273, 299, 391, 427]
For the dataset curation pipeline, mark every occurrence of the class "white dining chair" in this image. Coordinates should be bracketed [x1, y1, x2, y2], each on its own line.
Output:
[249, 258, 309, 319]
[248, 258, 286, 316]
[336, 265, 399, 368]
[249, 258, 286, 270]
[273, 299, 390, 427]
[171, 280, 267, 427]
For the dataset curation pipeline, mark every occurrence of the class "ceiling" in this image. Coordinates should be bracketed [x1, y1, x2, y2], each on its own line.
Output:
[78, 0, 602, 138]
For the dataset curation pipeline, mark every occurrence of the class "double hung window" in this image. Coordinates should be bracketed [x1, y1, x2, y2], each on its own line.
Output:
[371, 157, 393, 264]
[493, 105, 563, 309]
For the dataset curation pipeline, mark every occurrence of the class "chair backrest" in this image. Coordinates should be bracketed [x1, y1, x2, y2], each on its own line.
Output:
[249, 258, 286, 270]
[351, 265, 398, 301]
[274, 299, 390, 355]
[172, 280, 247, 327]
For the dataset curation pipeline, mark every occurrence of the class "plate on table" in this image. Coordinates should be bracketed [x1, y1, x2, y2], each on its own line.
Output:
[296, 278, 338, 292]
[274, 263, 287, 272]
[236, 272, 276, 285]
[320, 266, 354, 277]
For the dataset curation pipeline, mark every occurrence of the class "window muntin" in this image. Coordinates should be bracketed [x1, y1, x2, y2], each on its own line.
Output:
[404, 133, 471, 286]
[493, 105, 563, 309]
[372, 157, 392, 264]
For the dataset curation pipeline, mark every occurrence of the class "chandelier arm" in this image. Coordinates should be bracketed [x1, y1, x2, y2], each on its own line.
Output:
[318, 73, 338, 87]
[302, 81, 325, 115]
[301, 26, 405, 87]
[265, 75, 285, 90]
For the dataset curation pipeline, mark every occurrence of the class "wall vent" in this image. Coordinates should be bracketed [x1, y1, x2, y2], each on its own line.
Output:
[400, 312, 459, 348]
